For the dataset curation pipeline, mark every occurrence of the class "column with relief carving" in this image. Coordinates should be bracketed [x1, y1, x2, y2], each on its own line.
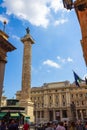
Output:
[20, 28, 35, 122]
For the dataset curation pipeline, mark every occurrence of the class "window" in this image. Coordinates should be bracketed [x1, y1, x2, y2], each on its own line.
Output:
[56, 95, 58, 99]
[76, 94, 78, 97]
[56, 102, 58, 106]
[50, 96, 51, 100]
[77, 101, 79, 106]
[79, 94, 82, 97]
[38, 103, 40, 107]
[82, 101, 84, 105]
[42, 103, 44, 107]
[37, 111, 40, 118]
[42, 111, 44, 118]
[63, 102, 65, 106]
[62, 110, 67, 118]
[71, 94, 73, 98]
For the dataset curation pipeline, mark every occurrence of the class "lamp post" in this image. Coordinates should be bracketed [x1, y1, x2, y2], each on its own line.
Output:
[70, 102, 76, 121]
[62, 0, 87, 11]
[34, 100, 37, 124]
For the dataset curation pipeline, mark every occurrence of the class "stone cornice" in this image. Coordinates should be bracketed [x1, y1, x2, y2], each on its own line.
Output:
[0, 35, 16, 52]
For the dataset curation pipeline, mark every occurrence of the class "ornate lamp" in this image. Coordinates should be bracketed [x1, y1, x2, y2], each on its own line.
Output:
[70, 102, 76, 121]
[62, 0, 73, 10]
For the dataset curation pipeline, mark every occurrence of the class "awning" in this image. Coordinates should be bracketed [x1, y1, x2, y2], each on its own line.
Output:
[21, 113, 27, 117]
[21, 113, 30, 119]
[0, 112, 7, 119]
[26, 116, 30, 119]
[10, 113, 20, 118]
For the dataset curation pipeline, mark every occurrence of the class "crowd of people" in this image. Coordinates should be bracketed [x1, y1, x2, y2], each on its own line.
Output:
[36, 120, 87, 130]
[0, 119, 30, 130]
[0, 119, 87, 130]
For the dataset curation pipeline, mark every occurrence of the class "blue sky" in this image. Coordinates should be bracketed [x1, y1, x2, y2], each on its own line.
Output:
[0, 0, 87, 98]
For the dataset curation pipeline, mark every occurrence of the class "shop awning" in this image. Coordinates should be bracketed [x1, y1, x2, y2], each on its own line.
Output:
[26, 116, 30, 119]
[0, 112, 7, 119]
[21, 113, 30, 119]
[21, 113, 26, 117]
[10, 113, 20, 118]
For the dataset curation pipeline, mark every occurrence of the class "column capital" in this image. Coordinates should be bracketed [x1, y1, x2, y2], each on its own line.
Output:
[21, 33, 34, 44]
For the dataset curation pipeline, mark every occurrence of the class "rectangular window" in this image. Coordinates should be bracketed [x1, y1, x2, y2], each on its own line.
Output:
[62, 110, 67, 118]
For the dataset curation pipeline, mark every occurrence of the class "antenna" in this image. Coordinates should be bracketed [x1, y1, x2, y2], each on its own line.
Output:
[3, 20, 7, 32]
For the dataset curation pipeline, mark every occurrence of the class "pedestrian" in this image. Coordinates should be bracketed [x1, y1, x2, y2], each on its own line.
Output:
[23, 121, 30, 130]
[64, 121, 68, 130]
[45, 122, 52, 130]
[76, 120, 84, 130]
[69, 122, 76, 130]
[84, 122, 87, 130]
[8, 119, 18, 130]
[0, 120, 6, 130]
[56, 122, 65, 130]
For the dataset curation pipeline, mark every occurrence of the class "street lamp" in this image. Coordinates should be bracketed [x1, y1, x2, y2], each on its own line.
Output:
[62, 0, 73, 10]
[34, 100, 37, 124]
[70, 102, 76, 121]
[62, 0, 87, 11]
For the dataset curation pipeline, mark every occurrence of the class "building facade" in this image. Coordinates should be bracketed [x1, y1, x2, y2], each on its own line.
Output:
[0, 29, 16, 106]
[29, 81, 87, 123]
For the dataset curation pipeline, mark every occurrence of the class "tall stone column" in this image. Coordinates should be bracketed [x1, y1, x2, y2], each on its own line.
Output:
[21, 28, 34, 99]
[20, 28, 34, 122]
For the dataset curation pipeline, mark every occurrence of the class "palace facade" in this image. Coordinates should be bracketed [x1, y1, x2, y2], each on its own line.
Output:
[16, 81, 87, 124]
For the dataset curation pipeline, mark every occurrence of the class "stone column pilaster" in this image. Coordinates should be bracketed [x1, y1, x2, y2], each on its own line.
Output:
[0, 60, 6, 106]
[0, 30, 16, 106]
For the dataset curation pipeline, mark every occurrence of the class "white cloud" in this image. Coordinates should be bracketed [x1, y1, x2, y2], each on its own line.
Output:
[67, 57, 73, 62]
[2, 0, 50, 28]
[0, 15, 9, 23]
[54, 18, 68, 26]
[12, 35, 20, 41]
[57, 56, 61, 60]
[43, 59, 61, 68]
[1, 0, 67, 28]
[50, 0, 63, 13]
[57, 56, 73, 63]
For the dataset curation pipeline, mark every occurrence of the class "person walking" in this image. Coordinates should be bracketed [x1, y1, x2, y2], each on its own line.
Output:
[84, 122, 87, 130]
[76, 120, 84, 130]
[45, 122, 52, 130]
[56, 122, 65, 130]
[8, 120, 18, 130]
[69, 122, 76, 130]
[23, 121, 30, 130]
[0, 120, 6, 130]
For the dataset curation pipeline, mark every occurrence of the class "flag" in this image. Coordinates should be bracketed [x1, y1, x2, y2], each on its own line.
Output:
[73, 71, 83, 87]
